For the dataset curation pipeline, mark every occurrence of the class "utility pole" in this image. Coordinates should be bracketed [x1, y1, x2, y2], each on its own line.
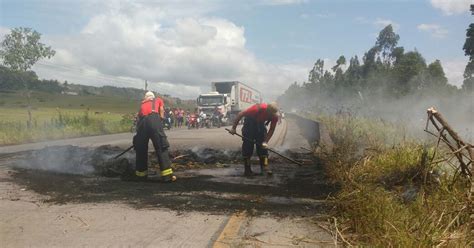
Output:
[145, 80, 148, 91]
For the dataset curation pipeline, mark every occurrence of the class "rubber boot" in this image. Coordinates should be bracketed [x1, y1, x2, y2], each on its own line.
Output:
[160, 168, 177, 183]
[259, 156, 272, 176]
[122, 170, 148, 182]
[161, 174, 177, 183]
[243, 157, 253, 177]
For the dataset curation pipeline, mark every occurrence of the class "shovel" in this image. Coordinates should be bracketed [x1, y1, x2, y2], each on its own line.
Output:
[225, 128, 303, 166]
[113, 144, 134, 159]
[112, 145, 191, 161]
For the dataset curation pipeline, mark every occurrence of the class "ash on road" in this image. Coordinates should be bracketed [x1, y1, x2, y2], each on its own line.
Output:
[0, 118, 337, 247]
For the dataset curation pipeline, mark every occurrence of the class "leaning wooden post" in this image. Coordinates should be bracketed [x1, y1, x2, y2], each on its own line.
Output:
[427, 107, 474, 235]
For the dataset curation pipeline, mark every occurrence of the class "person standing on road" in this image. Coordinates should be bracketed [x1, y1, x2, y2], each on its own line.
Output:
[168, 108, 174, 127]
[131, 91, 176, 182]
[173, 108, 179, 128]
[229, 102, 279, 176]
[179, 108, 185, 127]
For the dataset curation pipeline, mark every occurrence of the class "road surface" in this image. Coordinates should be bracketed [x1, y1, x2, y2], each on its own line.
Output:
[0, 121, 286, 154]
[0, 119, 336, 247]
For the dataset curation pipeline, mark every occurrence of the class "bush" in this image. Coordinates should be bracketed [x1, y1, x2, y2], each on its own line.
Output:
[310, 114, 472, 246]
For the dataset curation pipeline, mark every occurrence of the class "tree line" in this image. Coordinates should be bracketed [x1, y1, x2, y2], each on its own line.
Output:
[278, 22, 473, 110]
[0, 65, 64, 93]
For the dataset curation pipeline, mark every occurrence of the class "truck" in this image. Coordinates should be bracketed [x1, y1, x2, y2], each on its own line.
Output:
[197, 81, 262, 126]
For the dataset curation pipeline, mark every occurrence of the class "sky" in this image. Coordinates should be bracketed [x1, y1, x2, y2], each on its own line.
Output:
[0, 0, 472, 100]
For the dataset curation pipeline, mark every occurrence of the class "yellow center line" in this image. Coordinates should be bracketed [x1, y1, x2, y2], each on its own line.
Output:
[212, 211, 247, 248]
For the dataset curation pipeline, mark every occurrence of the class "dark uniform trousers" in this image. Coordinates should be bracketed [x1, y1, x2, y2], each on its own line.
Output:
[133, 113, 173, 177]
[241, 117, 269, 158]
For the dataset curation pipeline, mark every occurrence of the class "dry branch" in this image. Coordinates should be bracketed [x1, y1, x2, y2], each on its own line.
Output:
[425, 107, 473, 178]
[425, 107, 473, 236]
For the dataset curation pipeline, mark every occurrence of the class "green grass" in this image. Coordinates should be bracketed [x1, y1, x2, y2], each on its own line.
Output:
[0, 90, 138, 115]
[0, 91, 138, 145]
[308, 113, 472, 247]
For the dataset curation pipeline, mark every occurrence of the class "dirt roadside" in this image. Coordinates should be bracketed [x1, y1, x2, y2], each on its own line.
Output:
[0, 118, 337, 247]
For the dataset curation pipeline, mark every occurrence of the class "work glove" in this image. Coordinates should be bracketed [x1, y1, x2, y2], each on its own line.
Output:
[261, 142, 268, 149]
[229, 128, 237, 135]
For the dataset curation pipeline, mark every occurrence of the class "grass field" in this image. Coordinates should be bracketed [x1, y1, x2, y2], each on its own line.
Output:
[0, 91, 140, 145]
[0, 90, 138, 116]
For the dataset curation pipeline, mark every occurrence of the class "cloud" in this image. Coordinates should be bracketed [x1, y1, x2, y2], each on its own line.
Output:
[440, 57, 468, 87]
[373, 18, 400, 31]
[299, 13, 310, 19]
[299, 12, 334, 19]
[315, 13, 334, 18]
[259, 0, 308, 6]
[417, 24, 449, 38]
[430, 0, 471, 15]
[24, 2, 307, 100]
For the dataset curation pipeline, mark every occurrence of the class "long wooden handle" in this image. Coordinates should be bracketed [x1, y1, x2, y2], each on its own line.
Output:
[113, 145, 134, 159]
[225, 128, 303, 166]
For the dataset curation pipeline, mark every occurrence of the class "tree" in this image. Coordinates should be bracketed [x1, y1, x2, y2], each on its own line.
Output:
[391, 46, 405, 65]
[424, 60, 448, 91]
[427, 60, 447, 83]
[375, 25, 400, 65]
[463, 61, 474, 92]
[392, 50, 426, 95]
[362, 46, 380, 76]
[308, 59, 325, 84]
[308, 59, 325, 95]
[0, 27, 55, 127]
[332, 55, 346, 72]
[462, 7, 474, 92]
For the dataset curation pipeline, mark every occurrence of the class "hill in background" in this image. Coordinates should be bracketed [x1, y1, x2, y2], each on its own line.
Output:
[0, 66, 196, 111]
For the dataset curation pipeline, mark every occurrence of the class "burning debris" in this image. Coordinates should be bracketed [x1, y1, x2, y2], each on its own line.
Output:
[14, 145, 132, 176]
[10, 143, 312, 178]
[171, 147, 240, 165]
[11, 145, 247, 176]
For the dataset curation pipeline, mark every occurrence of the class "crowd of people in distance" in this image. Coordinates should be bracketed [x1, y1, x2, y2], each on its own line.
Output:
[163, 107, 223, 129]
[165, 108, 186, 128]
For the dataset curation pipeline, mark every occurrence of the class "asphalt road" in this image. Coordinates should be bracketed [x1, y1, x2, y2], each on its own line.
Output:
[0, 121, 286, 154]
[0, 118, 335, 247]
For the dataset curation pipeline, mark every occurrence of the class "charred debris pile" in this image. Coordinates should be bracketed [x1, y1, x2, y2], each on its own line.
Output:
[11, 144, 318, 177]
[12, 145, 290, 176]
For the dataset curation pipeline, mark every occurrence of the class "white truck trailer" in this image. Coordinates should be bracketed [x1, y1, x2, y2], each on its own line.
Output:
[197, 81, 262, 125]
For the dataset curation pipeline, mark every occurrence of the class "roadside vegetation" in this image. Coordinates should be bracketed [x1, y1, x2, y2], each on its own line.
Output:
[278, 20, 473, 246]
[0, 89, 194, 145]
[0, 111, 132, 145]
[310, 113, 472, 246]
[0, 91, 137, 145]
